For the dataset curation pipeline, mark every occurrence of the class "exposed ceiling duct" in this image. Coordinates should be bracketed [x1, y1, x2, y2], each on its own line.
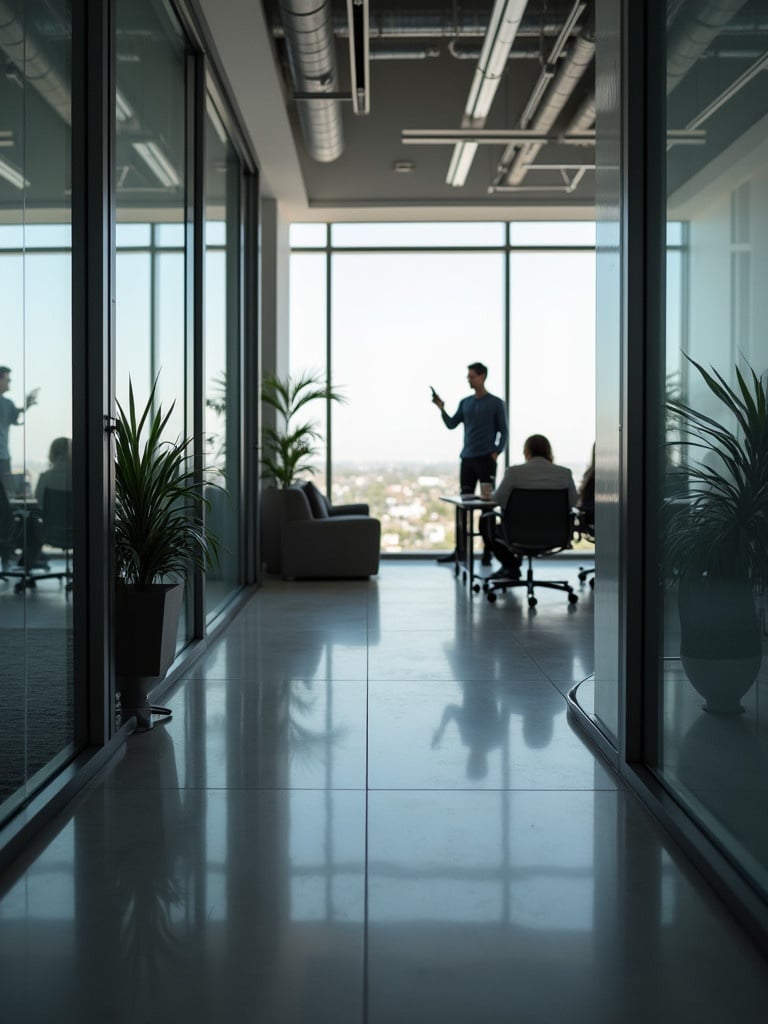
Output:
[498, 9, 595, 187]
[666, 0, 751, 94]
[0, 0, 72, 125]
[446, 0, 529, 188]
[278, 0, 344, 162]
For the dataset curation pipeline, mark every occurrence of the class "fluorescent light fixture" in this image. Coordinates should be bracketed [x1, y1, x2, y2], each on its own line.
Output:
[206, 95, 228, 145]
[446, 142, 478, 185]
[132, 140, 180, 188]
[115, 89, 134, 123]
[446, 0, 528, 186]
[0, 156, 29, 190]
[346, 0, 370, 114]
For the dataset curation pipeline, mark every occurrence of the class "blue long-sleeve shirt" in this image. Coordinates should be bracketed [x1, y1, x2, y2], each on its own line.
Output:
[441, 393, 508, 459]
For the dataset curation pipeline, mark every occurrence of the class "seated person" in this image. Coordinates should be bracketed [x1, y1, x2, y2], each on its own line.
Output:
[481, 433, 578, 579]
[577, 442, 595, 535]
[35, 436, 72, 505]
[28, 437, 72, 567]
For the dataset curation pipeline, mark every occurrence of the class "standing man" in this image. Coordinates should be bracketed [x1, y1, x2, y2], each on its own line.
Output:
[432, 362, 507, 565]
[0, 366, 39, 498]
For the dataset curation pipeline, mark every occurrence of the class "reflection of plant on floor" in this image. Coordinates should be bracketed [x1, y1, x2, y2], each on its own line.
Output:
[281, 679, 348, 767]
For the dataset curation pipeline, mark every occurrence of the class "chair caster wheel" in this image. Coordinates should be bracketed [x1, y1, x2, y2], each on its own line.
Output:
[528, 597, 537, 608]
[472, 583, 481, 593]
[568, 592, 578, 604]
[487, 592, 497, 603]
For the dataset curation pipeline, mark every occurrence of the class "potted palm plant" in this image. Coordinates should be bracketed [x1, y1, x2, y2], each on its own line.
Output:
[115, 379, 221, 729]
[260, 370, 344, 573]
[665, 356, 768, 712]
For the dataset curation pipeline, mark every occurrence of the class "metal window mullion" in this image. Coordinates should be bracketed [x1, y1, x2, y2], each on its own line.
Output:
[189, 51, 206, 637]
[71, 0, 114, 744]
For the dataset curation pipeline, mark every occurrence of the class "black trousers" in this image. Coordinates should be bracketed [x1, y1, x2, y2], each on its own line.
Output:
[459, 453, 497, 495]
[457, 454, 497, 555]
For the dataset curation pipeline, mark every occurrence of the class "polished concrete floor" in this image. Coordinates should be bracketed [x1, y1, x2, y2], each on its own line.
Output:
[1, 560, 768, 1023]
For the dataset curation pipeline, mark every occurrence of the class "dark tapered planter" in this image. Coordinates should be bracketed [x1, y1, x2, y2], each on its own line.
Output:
[679, 574, 762, 714]
[116, 582, 184, 729]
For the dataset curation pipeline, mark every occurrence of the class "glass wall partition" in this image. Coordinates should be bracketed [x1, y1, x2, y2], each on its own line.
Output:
[115, 0, 191, 647]
[0, 1, 76, 822]
[204, 92, 243, 622]
[652, 4, 768, 898]
[289, 222, 596, 555]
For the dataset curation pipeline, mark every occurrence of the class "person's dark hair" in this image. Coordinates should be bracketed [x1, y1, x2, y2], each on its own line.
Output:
[48, 437, 71, 465]
[0, 366, 10, 377]
[524, 434, 553, 461]
[467, 362, 487, 377]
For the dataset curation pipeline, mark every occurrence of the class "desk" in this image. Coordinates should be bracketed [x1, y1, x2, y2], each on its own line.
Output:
[440, 495, 497, 593]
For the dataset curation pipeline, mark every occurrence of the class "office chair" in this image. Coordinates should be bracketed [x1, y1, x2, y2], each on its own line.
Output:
[0, 483, 26, 592]
[481, 488, 578, 608]
[577, 504, 595, 589]
[38, 488, 73, 592]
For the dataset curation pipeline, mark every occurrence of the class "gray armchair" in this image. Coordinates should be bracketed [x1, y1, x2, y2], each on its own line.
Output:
[281, 485, 381, 579]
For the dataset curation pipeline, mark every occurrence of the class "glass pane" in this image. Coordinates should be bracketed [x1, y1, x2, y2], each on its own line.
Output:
[0, 0, 76, 824]
[290, 223, 327, 248]
[509, 252, 595, 481]
[115, 0, 191, 668]
[654, 3, 768, 898]
[288, 254, 328, 492]
[116, 224, 151, 248]
[509, 222, 596, 247]
[331, 252, 505, 553]
[205, 98, 242, 622]
[331, 222, 506, 248]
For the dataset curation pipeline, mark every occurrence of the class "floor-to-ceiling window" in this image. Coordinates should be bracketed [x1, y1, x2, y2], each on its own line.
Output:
[651, 3, 768, 900]
[0, 1, 76, 823]
[289, 222, 595, 555]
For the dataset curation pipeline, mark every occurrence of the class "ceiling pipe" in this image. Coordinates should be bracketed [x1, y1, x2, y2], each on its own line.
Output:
[447, 37, 544, 60]
[499, 10, 595, 187]
[667, 0, 751, 94]
[274, 12, 570, 40]
[446, 0, 529, 189]
[278, 0, 344, 162]
[0, 0, 71, 125]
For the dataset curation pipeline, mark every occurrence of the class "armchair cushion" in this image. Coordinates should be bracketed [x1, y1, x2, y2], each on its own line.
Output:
[301, 479, 370, 517]
[301, 480, 329, 518]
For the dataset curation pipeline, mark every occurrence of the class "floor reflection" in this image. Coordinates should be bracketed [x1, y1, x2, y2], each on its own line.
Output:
[1, 562, 768, 1022]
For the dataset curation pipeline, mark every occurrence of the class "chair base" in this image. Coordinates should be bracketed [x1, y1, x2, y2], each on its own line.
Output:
[578, 566, 595, 589]
[483, 557, 578, 608]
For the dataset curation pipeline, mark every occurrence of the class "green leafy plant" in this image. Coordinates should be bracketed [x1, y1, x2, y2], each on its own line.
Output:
[260, 370, 344, 487]
[665, 356, 768, 584]
[115, 379, 221, 587]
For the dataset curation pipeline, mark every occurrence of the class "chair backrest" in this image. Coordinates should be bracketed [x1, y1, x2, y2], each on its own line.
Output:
[41, 488, 73, 551]
[502, 488, 572, 553]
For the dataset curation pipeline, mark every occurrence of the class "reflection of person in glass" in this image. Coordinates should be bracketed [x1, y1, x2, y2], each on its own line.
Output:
[28, 437, 72, 569]
[35, 436, 72, 504]
[0, 366, 39, 498]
